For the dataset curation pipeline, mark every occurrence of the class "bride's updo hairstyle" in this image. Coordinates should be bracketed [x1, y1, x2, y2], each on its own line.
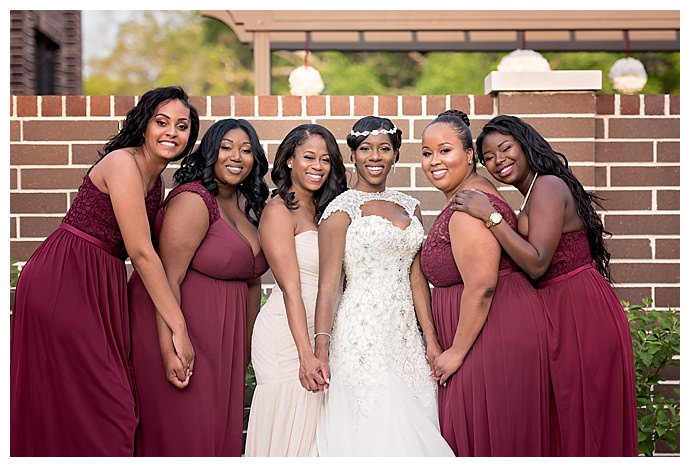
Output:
[346, 116, 403, 162]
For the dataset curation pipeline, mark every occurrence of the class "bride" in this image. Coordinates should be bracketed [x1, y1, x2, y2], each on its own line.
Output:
[308, 116, 454, 456]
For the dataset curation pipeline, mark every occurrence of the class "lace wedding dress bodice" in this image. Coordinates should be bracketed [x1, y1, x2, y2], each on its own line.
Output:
[319, 189, 437, 421]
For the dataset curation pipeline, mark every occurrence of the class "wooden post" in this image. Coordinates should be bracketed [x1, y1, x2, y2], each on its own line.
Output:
[253, 31, 271, 95]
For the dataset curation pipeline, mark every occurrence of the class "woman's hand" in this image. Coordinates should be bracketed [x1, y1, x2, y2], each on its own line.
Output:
[452, 189, 494, 222]
[299, 351, 329, 393]
[431, 347, 464, 386]
[171, 328, 195, 377]
[425, 337, 444, 369]
[313, 340, 331, 392]
[161, 351, 191, 389]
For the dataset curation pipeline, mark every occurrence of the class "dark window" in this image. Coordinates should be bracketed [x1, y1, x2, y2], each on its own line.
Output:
[34, 30, 59, 94]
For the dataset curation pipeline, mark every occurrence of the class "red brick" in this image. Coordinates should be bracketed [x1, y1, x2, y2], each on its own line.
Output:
[10, 192, 67, 214]
[10, 217, 17, 238]
[522, 117, 595, 139]
[22, 168, 86, 190]
[11, 241, 44, 262]
[610, 166, 678, 187]
[10, 95, 14, 116]
[313, 119, 358, 141]
[595, 118, 605, 138]
[473, 95, 493, 115]
[606, 238, 652, 259]
[23, 121, 118, 142]
[11, 144, 70, 165]
[549, 142, 594, 163]
[658, 360, 680, 380]
[657, 142, 679, 163]
[594, 166, 607, 187]
[655, 239, 679, 260]
[114, 96, 135, 116]
[595, 141, 653, 163]
[402, 96, 421, 116]
[10, 121, 20, 141]
[66, 96, 87, 116]
[306, 96, 326, 116]
[657, 190, 679, 210]
[210, 96, 230, 116]
[258, 96, 278, 116]
[378, 96, 397, 116]
[605, 214, 678, 235]
[72, 144, 104, 165]
[41, 96, 62, 117]
[669, 95, 679, 114]
[596, 94, 615, 114]
[609, 262, 678, 284]
[655, 287, 680, 308]
[281, 96, 302, 116]
[402, 189, 446, 212]
[384, 167, 411, 188]
[17, 96, 37, 117]
[20, 216, 62, 238]
[594, 190, 652, 211]
[613, 286, 652, 305]
[570, 166, 595, 187]
[609, 118, 679, 139]
[498, 92, 595, 114]
[620, 94, 640, 115]
[89, 95, 111, 116]
[329, 96, 350, 116]
[644, 95, 665, 115]
[449, 95, 471, 115]
[10, 169, 17, 189]
[189, 96, 206, 116]
[398, 142, 423, 165]
[251, 119, 310, 142]
[354, 96, 374, 116]
[426, 96, 447, 116]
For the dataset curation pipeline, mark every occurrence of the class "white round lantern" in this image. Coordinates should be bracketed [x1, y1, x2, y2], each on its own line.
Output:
[608, 57, 648, 94]
[497, 49, 551, 72]
[288, 65, 324, 96]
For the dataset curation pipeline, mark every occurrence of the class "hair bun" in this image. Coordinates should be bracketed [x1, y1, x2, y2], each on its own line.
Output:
[439, 109, 470, 127]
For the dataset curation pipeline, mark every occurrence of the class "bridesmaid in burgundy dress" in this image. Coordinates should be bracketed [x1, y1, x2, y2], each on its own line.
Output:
[455, 115, 637, 456]
[10, 86, 200, 456]
[128, 118, 269, 456]
[419, 110, 550, 456]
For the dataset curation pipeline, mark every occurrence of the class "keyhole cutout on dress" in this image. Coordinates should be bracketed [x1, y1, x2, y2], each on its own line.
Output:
[360, 200, 412, 230]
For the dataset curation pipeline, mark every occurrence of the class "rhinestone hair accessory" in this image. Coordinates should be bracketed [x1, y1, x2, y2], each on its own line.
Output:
[350, 126, 398, 137]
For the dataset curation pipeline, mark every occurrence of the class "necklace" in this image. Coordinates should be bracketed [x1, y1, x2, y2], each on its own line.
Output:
[519, 173, 539, 212]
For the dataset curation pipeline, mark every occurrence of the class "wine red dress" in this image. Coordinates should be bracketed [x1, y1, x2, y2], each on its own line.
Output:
[537, 230, 638, 456]
[128, 181, 268, 456]
[421, 192, 550, 456]
[10, 173, 161, 456]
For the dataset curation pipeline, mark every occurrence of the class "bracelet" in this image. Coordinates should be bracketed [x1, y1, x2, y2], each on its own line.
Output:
[314, 332, 332, 342]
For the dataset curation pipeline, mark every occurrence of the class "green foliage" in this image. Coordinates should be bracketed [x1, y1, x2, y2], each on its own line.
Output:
[10, 261, 20, 288]
[624, 298, 680, 456]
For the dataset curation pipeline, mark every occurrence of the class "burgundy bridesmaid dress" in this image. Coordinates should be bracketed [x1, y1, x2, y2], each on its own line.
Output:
[128, 181, 268, 456]
[421, 192, 550, 456]
[10, 174, 161, 456]
[536, 230, 638, 456]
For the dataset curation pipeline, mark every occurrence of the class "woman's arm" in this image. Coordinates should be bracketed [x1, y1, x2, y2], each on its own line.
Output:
[409, 206, 443, 366]
[101, 152, 197, 370]
[312, 211, 350, 391]
[453, 178, 566, 279]
[431, 211, 501, 386]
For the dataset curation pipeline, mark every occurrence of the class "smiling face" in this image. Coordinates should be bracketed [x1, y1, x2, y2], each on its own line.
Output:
[142, 99, 192, 160]
[352, 132, 397, 191]
[289, 134, 332, 192]
[421, 122, 474, 195]
[213, 127, 254, 187]
[480, 131, 532, 188]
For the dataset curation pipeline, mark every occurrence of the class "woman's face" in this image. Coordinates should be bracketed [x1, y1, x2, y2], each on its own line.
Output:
[213, 127, 254, 187]
[288, 134, 332, 192]
[421, 122, 474, 194]
[480, 131, 530, 186]
[143, 99, 192, 160]
[352, 132, 396, 190]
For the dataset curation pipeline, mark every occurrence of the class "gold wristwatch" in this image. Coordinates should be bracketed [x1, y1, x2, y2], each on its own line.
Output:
[485, 212, 503, 229]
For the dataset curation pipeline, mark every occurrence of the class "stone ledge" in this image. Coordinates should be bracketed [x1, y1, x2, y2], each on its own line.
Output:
[484, 71, 602, 94]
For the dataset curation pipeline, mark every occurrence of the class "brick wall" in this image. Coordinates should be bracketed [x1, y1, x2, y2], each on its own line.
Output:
[9, 91, 680, 308]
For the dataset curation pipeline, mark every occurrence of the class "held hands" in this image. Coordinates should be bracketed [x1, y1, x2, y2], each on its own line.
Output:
[171, 328, 195, 380]
[299, 351, 329, 393]
[162, 351, 191, 389]
[452, 189, 494, 221]
[430, 347, 464, 386]
[425, 337, 443, 369]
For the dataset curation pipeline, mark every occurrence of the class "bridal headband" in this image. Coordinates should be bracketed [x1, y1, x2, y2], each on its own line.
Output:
[350, 126, 398, 137]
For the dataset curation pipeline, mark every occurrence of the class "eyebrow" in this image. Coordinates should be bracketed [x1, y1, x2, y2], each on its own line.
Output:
[155, 112, 189, 122]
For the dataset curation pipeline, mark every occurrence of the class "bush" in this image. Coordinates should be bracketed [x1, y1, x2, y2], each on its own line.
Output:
[624, 298, 680, 456]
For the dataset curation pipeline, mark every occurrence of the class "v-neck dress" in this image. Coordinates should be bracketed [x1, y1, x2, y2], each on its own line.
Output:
[128, 181, 268, 456]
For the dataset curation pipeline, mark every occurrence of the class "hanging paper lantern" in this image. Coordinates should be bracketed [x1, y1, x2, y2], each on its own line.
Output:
[497, 49, 551, 72]
[288, 65, 324, 96]
[608, 57, 648, 94]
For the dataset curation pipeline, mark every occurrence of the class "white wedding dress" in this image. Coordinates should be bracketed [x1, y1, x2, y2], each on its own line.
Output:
[313, 189, 453, 456]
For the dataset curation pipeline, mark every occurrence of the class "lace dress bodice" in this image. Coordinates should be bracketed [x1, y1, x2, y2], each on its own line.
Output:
[320, 189, 437, 420]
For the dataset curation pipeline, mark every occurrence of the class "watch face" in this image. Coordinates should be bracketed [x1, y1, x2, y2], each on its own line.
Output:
[490, 212, 502, 223]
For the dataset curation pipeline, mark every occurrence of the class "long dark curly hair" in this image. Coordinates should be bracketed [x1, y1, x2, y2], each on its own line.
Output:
[99, 86, 199, 160]
[346, 116, 402, 162]
[174, 118, 269, 226]
[476, 115, 613, 282]
[272, 124, 347, 222]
